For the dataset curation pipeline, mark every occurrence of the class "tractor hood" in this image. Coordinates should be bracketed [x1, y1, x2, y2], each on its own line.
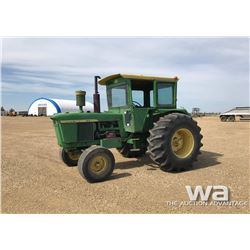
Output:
[51, 111, 123, 123]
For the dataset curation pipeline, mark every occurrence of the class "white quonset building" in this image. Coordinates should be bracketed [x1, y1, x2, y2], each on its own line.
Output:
[28, 98, 93, 116]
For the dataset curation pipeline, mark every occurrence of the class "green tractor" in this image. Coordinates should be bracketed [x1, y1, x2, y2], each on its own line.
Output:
[51, 74, 203, 182]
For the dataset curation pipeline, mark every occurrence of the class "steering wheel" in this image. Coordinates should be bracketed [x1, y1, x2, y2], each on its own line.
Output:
[132, 100, 143, 107]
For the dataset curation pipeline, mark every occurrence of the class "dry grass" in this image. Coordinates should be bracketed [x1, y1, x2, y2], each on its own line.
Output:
[1, 116, 249, 213]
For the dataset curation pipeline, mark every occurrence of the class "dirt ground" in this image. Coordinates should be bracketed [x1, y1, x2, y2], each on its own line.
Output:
[1, 116, 249, 213]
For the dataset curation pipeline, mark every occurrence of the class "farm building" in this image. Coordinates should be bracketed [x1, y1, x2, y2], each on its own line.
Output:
[28, 98, 93, 116]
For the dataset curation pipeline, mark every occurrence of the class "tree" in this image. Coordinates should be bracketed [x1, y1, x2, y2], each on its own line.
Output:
[1, 106, 5, 111]
[9, 108, 15, 113]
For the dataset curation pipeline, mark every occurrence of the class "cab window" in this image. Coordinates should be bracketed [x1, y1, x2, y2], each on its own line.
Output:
[109, 84, 128, 107]
[132, 90, 144, 106]
[157, 83, 173, 106]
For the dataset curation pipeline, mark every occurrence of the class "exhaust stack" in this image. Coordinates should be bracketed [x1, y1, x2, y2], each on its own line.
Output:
[93, 76, 101, 112]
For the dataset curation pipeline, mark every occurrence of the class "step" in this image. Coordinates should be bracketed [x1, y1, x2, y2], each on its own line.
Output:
[129, 148, 141, 152]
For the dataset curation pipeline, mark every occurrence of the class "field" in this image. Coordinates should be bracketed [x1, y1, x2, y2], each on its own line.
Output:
[1, 116, 249, 213]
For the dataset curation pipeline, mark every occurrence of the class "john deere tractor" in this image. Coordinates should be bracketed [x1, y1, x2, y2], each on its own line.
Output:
[51, 74, 203, 182]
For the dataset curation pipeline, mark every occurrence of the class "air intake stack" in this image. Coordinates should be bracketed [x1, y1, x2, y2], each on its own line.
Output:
[75, 90, 86, 112]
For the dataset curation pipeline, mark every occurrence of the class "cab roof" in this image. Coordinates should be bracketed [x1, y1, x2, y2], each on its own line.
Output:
[98, 73, 179, 85]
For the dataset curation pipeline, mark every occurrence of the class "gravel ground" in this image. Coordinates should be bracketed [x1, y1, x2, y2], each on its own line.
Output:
[1, 116, 249, 213]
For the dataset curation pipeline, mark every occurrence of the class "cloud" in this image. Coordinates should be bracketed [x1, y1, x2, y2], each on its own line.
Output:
[1, 37, 249, 112]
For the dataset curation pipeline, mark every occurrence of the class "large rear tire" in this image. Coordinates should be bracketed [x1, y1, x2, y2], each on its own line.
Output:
[78, 146, 115, 182]
[147, 113, 203, 172]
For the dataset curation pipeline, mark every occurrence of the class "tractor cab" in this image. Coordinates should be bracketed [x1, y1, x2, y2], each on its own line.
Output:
[99, 74, 178, 110]
[99, 74, 179, 133]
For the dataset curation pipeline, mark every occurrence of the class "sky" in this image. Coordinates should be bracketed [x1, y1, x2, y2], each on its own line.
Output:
[1, 37, 249, 112]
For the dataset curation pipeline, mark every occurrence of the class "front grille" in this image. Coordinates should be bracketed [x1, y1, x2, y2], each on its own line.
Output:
[77, 123, 94, 141]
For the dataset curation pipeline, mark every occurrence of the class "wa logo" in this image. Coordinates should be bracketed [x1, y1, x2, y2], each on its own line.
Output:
[185, 185, 229, 201]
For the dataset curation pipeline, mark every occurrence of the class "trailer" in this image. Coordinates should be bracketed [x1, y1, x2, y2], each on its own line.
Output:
[220, 107, 250, 122]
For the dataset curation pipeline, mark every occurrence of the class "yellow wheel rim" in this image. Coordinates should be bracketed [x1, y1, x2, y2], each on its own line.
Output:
[68, 151, 81, 161]
[171, 128, 195, 158]
[89, 155, 108, 175]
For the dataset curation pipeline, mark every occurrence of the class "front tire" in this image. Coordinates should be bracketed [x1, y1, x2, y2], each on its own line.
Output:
[78, 146, 115, 182]
[147, 113, 203, 172]
[60, 148, 81, 167]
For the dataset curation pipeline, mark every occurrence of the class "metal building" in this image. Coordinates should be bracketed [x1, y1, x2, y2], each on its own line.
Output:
[28, 98, 93, 116]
